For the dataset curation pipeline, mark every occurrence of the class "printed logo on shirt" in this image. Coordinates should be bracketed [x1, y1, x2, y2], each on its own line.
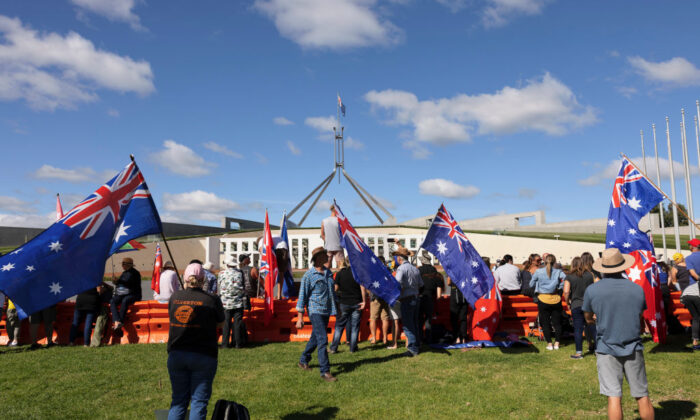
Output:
[174, 305, 195, 324]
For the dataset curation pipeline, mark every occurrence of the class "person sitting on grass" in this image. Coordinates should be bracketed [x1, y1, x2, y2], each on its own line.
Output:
[296, 247, 338, 382]
[167, 263, 225, 420]
[583, 248, 654, 420]
[110, 257, 142, 333]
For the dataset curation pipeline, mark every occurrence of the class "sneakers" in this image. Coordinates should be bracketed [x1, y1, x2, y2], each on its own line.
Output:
[570, 353, 583, 360]
[553, 343, 560, 350]
[546, 343, 554, 351]
[328, 348, 337, 354]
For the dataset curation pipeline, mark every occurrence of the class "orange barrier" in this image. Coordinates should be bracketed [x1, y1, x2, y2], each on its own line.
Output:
[0, 293, 692, 345]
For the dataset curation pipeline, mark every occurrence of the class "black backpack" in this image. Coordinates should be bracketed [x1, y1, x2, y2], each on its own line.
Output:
[211, 399, 250, 420]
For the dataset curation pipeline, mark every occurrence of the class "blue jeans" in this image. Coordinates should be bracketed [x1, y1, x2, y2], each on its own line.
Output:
[167, 350, 218, 420]
[400, 296, 420, 355]
[571, 306, 596, 353]
[300, 314, 331, 375]
[69, 308, 97, 344]
[330, 303, 362, 353]
[110, 294, 138, 324]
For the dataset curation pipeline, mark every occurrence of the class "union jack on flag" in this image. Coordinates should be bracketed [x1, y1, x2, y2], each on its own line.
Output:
[432, 204, 469, 252]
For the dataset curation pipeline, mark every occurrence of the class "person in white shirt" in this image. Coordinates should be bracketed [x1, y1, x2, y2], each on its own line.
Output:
[154, 261, 181, 303]
[320, 205, 343, 269]
[494, 254, 522, 296]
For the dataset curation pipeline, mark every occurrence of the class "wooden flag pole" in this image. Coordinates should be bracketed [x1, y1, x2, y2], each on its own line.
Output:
[622, 153, 700, 232]
[129, 154, 184, 289]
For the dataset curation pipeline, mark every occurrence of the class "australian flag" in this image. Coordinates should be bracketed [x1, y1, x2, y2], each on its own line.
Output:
[0, 160, 162, 316]
[334, 201, 400, 306]
[421, 204, 493, 307]
[605, 157, 666, 343]
[279, 212, 297, 298]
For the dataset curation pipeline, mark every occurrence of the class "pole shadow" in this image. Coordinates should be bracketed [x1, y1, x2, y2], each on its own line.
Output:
[281, 405, 339, 420]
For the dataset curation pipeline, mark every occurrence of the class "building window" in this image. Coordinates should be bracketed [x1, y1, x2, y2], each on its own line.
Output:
[410, 238, 417, 249]
[231, 242, 237, 252]
[242, 242, 248, 252]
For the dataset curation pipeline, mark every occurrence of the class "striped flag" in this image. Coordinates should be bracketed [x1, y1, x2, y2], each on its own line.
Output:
[260, 210, 278, 325]
[151, 244, 162, 294]
[56, 193, 64, 220]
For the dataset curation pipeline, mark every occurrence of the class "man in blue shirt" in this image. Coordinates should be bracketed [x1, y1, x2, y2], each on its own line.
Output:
[684, 238, 700, 285]
[295, 246, 338, 382]
[583, 248, 654, 420]
[393, 245, 423, 357]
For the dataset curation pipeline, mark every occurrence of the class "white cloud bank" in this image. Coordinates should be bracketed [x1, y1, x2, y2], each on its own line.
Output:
[274, 116, 294, 125]
[0, 15, 154, 110]
[152, 140, 215, 177]
[305, 116, 365, 149]
[203, 141, 243, 159]
[419, 178, 480, 199]
[33, 165, 114, 183]
[253, 0, 402, 49]
[628, 56, 700, 87]
[579, 156, 699, 186]
[70, 0, 144, 31]
[365, 73, 596, 147]
[480, 0, 550, 28]
[163, 190, 242, 222]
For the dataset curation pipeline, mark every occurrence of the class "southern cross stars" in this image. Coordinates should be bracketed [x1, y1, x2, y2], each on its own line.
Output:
[1, 262, 15, 272]
[436, 241, 448, 255]
[10, 248, 22, 255]
[471, 261, 479, 268]
[49, 241, 63, 252]
[372, 281, 380, 289]
[608, 219, 615, 227]
[114, 223, 130, 243]
[26, 265, 35, 272]
[627, 197, 642, 211]
[471, 277, 478, 284]
[628, 228, 636, 235]
[49, 282, 62, 295]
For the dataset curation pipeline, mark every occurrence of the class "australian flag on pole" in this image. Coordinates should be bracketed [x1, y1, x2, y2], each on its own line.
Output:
[0, 160, 162, 316]
[421, 204, 493, 307]
[279, 212, 297, 298]
[605, 157, 666, 343]
[334, 201, 400, 306]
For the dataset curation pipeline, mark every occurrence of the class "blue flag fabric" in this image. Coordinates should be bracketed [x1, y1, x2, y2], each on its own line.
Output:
[334, 201, 400, 306]
[420, 204, 493, 308]
[605, 157, 664, 252]
[279, 213, 298, 298]
[0, 161, 162, 316]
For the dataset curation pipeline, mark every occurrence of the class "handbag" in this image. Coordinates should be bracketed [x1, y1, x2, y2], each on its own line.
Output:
[211, 399, 250, 420]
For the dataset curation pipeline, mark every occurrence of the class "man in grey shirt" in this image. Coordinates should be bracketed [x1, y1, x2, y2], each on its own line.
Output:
[392, 245, 423, 357]
[583, 248, 654, 420]
[494, 254, 521, 295]
[320, 205, 343, 269]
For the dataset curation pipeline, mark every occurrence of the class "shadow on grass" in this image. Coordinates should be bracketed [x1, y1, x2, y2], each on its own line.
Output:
[499, 345, 539, 354]
[654, 400, 697, 419]
[333, 353, 406, 375]
[281, 405, 339, 419]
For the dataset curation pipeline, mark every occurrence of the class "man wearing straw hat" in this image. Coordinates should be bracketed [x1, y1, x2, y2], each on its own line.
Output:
[583, 248, 654, 420]
[392, 245, 423, 357]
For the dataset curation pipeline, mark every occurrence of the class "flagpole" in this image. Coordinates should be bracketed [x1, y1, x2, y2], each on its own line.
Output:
[652, 124, 668, 259]
[129, 154, 183, 289]
[640, 130, 653, 233]
[664, 118, 682, 252]
[622, 153, 700, 232]
[680, 111, 696, 239]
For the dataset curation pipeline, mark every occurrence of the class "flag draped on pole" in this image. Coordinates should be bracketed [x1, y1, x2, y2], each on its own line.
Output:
[279, 212, 297, 298]
[151, 244, 163, 294]
[471, 282, 502, 340]
[56, 194, 64, 220]
[334, 201, 400, 306]
[0, 160, 163, 316]
[421, 204, 493, 307]
[605, 157, 666, 343]
[260, 210, 278, 325]
[337, 94, 346, 117]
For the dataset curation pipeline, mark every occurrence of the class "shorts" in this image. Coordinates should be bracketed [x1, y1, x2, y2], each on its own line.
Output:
[370, 299, 392, 321]
[327, 250, 344, 264]
[29, 305, 57, 325]
[596, 350, 649, 398]
[389, 302, 401, 320]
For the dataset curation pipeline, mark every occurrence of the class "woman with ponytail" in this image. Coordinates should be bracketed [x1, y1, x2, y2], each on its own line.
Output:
[530, 254, 566, 350]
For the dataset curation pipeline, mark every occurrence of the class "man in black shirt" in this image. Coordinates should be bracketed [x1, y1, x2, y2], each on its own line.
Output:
[167, 263, 225, 420]
[110, 257, 142, 332]
[329, 259, 367, 354]
[418, 251, 443, 344]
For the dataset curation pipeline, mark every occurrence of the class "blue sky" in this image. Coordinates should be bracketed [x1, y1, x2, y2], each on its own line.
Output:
[2, 0, 700, 229]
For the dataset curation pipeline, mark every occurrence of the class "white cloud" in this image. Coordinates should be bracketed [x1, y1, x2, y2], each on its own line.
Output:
[313, 199, 334, 214]
[481, 0, 550, 28]
[403, 140, 432, 159]
[32, 165, 113, 183]
[518, 188, 537, 199]
[418, 178, 480, 199]
[0, 196, 34, 213]
[0, 15, 154, 111]
[107, 108, 120, 117]
[163, 190, 241, 222]
[365, 73, 596, 146]
[152, 140, 215, 177]
[0, 212, 55, 228]
[628, 56, 700, 87]
[286, 140, 301, 156]
[345, 136, 365, 150]
[274, 116, 294, 125]
[616, 86, 638, 99]
[70, 0, 143, 31]
[202, 141, 243, 159]
[254, 0, 402, 49]
[305, 115, 336, 134]
[579, 156, 699, 186]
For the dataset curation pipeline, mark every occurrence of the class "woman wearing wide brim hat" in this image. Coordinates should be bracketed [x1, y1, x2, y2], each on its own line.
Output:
[591, 248, 635, 275]
[390, 245, 413, 259]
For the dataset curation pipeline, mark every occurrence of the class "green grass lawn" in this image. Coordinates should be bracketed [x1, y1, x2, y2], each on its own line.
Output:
[0, 335, 697, 419]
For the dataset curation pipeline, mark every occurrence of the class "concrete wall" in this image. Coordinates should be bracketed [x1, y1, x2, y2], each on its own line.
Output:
[105, 237, 207, 277]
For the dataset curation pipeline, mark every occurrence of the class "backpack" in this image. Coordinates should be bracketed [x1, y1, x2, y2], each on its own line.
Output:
[211, 399, 250, 420]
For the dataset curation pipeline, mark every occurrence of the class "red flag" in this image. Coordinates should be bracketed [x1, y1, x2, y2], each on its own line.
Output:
[260, 210, 278, 325]
[471, 279, 502, 341]
[151, 244, 163, 294]
[626, 250, 666, 343]
[56, 193, 64, 220]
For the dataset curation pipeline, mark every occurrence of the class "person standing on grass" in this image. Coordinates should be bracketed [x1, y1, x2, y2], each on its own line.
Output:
[494, 254, 521, 296]
[448, 276, 469, 344]
[392, 245, 423, 357]
[583, 248, 654, 420]
[154, 261, 180, 304]
[296, 247, 338, 382]
[520, 253, 541, 297]
[684, 238, 700, 284]
[218, 257, 247, 348]
[167, 263, 225, 420]
[418, 250, 443, 344]
[329, 258, 367, 354]
[563, 256, 596, 359]
[680, 281, 700, 351]
[529, 253, 565, 350]
[670, 253, 692, 292]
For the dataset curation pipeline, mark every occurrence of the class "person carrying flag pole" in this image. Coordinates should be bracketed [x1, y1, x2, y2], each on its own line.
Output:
[392, 245, 423, 357]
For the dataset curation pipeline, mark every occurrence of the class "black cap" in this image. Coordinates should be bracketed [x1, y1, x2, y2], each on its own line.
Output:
[239, 254, 250, 263]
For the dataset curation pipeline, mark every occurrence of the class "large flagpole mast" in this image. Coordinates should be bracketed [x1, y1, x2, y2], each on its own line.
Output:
[640, 130, 653, 233]
[665, 118, 682, 252]
[652, 124, 667, 258]
[680, 110, 696, 239]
